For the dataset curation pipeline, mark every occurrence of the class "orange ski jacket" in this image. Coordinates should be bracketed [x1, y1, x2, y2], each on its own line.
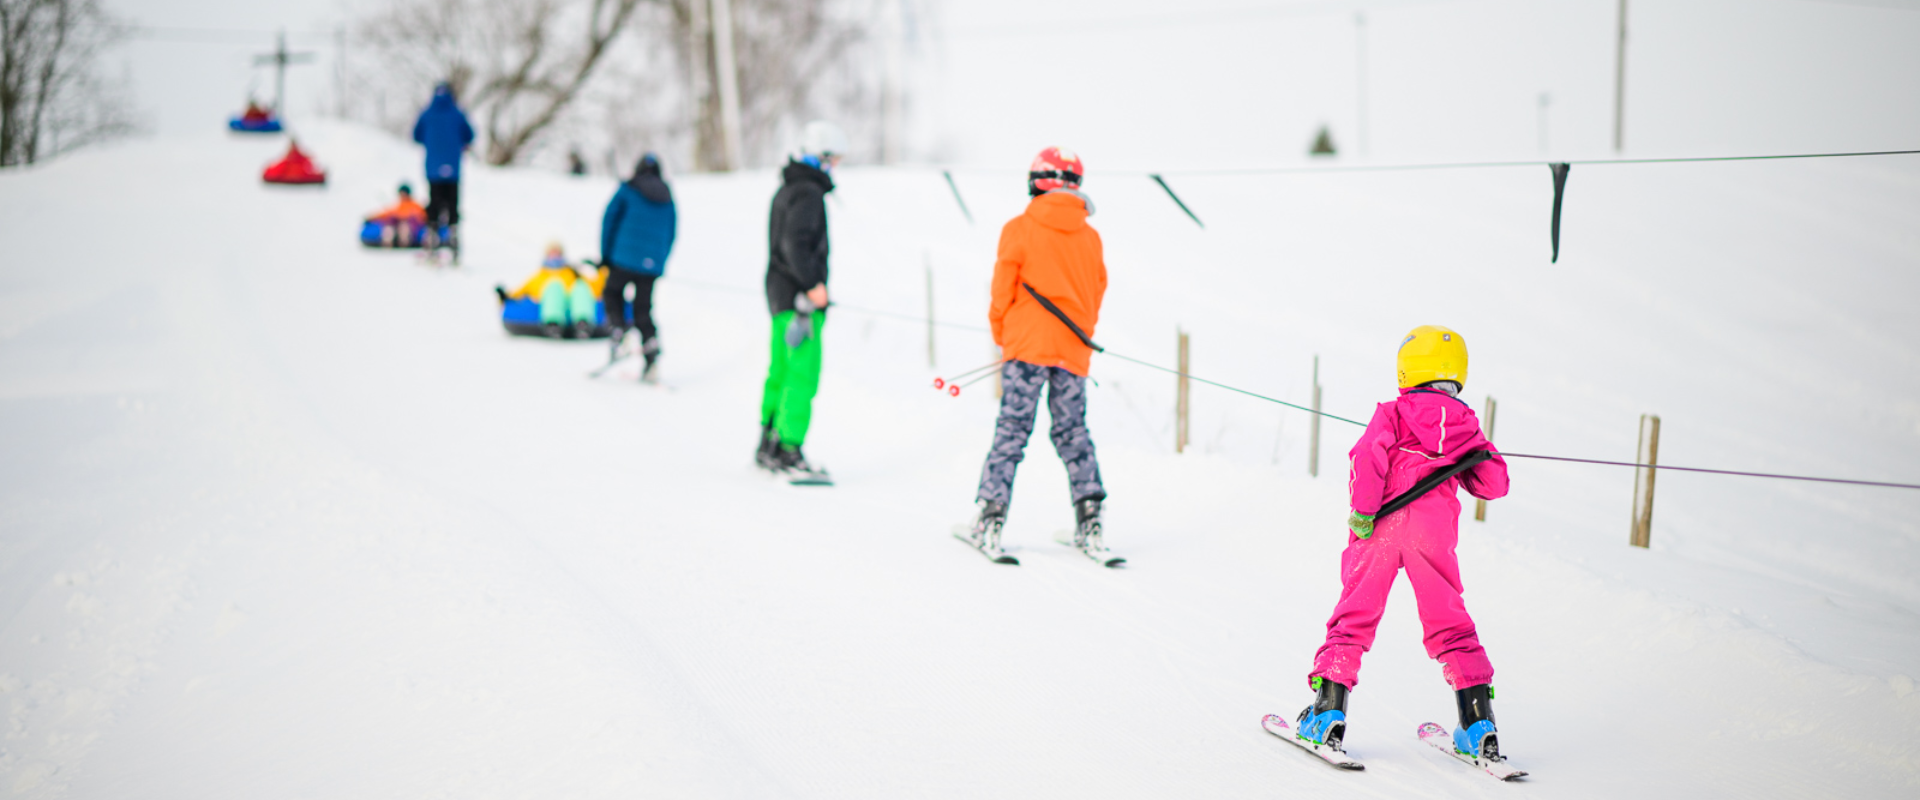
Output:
[369, 196, 427, 224]
[989, 190, 1107, 376]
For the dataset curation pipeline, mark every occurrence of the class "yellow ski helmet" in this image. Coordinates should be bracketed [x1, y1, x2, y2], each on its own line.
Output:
[1397, 325, 1468, 388]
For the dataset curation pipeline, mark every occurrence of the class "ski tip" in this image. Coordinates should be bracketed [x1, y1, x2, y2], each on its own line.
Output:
[1262, 714, 1290, 731]
[1417, 722, 1448, 737]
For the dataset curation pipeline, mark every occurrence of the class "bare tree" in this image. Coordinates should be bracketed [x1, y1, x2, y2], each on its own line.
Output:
[0, 0, 138, 167]
[343, 0, 880, 172]
[348, 0, 645, 166]
[665, 0, 867, 170]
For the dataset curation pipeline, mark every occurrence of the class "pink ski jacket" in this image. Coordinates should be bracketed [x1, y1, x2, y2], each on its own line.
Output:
[1348, 388, 1509, 517]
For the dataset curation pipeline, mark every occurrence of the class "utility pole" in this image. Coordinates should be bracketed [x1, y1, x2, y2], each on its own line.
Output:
[255, 31, 315, 115]
[710, 0, 745, 170]
[1613, 0, 1628, 153]
[1355, 12, 1369, 158]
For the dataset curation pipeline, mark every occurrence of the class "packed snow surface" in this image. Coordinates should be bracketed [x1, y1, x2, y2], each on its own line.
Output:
[2, 123, 1918, 798]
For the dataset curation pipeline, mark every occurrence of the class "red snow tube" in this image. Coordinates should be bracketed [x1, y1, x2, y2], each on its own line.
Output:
[263, 143, 327, 185]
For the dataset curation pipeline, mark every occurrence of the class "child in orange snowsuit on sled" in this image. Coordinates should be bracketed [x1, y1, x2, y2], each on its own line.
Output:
[366, 184, 429, 246]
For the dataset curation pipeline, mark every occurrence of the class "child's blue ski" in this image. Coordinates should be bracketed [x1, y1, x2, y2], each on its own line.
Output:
[1263, 714, 1364, 770]
[1417, 722, 1527, 781]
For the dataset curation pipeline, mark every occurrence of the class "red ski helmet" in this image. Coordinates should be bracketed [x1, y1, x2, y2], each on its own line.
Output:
[1028, 146, 1084, 196]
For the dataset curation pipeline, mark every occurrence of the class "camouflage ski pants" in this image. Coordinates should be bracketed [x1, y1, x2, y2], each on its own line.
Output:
[975, 360, 1106, 507]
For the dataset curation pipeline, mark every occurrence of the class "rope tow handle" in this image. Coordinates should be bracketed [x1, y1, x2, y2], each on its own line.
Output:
[1021, 282, 1103, 352]
[1375, 449, 1496, 520]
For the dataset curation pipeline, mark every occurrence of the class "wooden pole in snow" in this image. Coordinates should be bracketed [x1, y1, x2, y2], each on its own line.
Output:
[1309, 355, 1322, 477]
[1630, 413, 1660, 547]
[924, 254, 935, 368]
[1176, 329, 1191, 454]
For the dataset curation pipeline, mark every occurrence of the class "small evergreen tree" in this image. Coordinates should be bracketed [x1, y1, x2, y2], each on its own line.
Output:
[1309, 125, 1337, 158]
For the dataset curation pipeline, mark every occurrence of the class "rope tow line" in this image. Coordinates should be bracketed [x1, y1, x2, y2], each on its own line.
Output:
[655, 272, 1920, 491]
[1013, 283, 1920, 492]
[1497, 453, 1920, 491]
[932, 148, 1920, 179]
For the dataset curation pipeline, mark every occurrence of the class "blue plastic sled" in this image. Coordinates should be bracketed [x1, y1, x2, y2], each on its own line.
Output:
[501, 297, 615, 339]
[360, 220, 449, 249]
[229, 116, 283, 133]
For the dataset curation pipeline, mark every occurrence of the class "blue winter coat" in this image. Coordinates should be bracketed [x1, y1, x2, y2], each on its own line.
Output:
[412, 89, 474, 182]
[601, 182, 677, 276]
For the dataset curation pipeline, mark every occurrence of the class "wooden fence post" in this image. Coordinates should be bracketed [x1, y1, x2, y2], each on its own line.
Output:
[1630, 413, 1660, 548]
[1308, 355, 1322, 477]
[924, 253, 935, 368]
[1475, 396, 1498, 521]
[1176, 328, 1191, 454]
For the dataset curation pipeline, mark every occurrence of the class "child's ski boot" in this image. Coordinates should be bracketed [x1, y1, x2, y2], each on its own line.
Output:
[1452, 684, 1499, 761]
[1417, 683, 1525, 779]
[1296, 676, 1350, 751]
[1263, 676, 1363, 769]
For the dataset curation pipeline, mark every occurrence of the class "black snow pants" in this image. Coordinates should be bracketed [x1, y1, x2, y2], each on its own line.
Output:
[426, 180, 461, 227]
[602, 266, 658, 343]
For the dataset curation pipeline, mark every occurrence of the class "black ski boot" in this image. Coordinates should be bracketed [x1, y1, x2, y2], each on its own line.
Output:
[608, 326, 630, 361]
[1296, 676, 1350, 749]
[1453, 684, 1500, 760]
[640, 337, 661, 383]
[1072, 497, 1104, 550]
[777, 444, 815, 474]
[572, 320, 593, 339]
[755, 423, 779, 470]
[967, 499, 1009, 552]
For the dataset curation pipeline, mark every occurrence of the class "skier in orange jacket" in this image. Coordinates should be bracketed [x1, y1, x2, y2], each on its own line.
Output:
[960, 146, 1115, 565]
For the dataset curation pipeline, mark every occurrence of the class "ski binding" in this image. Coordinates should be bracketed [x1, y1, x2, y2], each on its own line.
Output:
[1052, 530, 1126, 568]
[1263, 714, 1363, 770]
[1417, 722, 1527, 781]
[952, 527, 1018, 565]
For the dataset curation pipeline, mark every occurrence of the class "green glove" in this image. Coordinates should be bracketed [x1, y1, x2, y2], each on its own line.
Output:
[1348, 511, 1377, 539]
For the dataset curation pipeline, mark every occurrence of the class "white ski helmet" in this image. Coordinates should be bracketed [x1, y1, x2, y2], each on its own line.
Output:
[798, 120, 850, 161]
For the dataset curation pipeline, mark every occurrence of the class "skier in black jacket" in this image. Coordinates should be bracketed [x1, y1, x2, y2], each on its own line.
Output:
[757, 121, 849, 475]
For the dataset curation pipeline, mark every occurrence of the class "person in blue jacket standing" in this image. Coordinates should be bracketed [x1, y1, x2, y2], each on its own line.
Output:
[600, 153, 677, 381]
[411, 82, 475, 244]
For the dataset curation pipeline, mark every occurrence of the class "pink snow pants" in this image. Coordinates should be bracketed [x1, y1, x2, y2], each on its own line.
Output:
[1309, 488, 1493, 691]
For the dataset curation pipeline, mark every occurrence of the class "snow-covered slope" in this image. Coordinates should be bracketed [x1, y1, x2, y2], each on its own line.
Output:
[1, 123, 1916, 798]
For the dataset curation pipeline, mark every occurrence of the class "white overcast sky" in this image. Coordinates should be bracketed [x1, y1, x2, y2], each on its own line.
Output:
[106, 0, 1920, 168]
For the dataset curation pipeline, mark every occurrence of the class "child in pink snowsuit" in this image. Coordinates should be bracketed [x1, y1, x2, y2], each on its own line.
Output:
[1310, 384, 1509, 691]
[1289, 325, 1513, 764]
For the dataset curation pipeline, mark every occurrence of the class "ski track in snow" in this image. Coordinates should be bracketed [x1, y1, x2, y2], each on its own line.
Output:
[0, 123, 1916, 798]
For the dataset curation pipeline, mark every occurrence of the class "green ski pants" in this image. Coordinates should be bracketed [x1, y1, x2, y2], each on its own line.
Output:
[761, 310, 825, 447]
[539, 281, 599, 325]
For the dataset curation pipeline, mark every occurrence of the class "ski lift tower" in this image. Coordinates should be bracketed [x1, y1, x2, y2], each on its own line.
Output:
[256, 31, 316, 115]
